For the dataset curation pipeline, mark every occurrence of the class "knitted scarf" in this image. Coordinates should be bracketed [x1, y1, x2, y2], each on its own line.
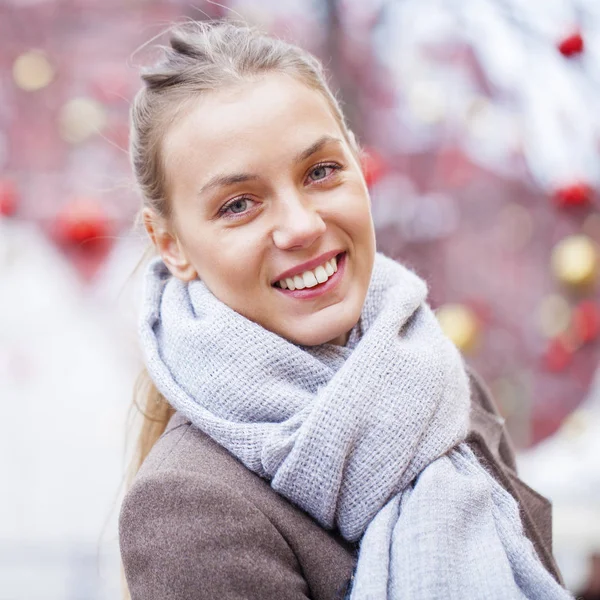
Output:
[139, 252, 570, 599]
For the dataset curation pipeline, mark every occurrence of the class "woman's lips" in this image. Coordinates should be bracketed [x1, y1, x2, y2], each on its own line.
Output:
[274, 252, 346, 300]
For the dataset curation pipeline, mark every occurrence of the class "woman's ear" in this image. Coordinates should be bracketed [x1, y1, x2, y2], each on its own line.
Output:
[142, 207, 198, 282]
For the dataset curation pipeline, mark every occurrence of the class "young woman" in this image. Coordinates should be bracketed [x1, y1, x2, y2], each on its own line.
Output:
[119, 21, 571, 600]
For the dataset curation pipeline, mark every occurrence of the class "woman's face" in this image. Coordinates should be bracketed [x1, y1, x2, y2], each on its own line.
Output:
[152, 73, 376, 346]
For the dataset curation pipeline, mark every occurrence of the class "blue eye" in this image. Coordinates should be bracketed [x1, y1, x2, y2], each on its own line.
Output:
[310, 166, 329, 181]
[228, 198, 248, 213]
[307, 163, 341, 183]
[219, 196, 254, 218]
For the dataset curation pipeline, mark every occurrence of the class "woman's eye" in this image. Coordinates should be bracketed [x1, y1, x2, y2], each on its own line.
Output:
[307, 164, 338, 183]
[228, 198, 248, 213]
[219, 197, 254, 218]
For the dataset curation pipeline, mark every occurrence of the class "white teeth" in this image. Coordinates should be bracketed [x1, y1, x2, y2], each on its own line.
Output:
[276, 254, 342, 290]
[314, 265, 328, 283]
[303, 271, 319, 287]
[293, 275, 306, 289]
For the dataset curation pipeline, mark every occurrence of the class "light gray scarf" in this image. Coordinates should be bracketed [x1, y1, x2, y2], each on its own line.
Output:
[140, 252, 571, 599]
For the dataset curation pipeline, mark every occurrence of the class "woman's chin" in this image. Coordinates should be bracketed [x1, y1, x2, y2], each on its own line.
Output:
[271, 290, 364, 346]
[279, 314, 359, 347]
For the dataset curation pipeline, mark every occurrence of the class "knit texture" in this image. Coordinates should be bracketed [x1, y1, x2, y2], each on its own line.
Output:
[139, 252, 571, 599]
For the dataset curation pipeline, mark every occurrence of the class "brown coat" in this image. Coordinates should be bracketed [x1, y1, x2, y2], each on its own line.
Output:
[119, 368, 563, 599]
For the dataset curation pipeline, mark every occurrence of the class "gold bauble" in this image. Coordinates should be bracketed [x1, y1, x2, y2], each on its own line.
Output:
[551, 234, 599, 289]
[58, 97, 107, 144]
[13, 50, 54, 91]
[435, 303, 479, 353]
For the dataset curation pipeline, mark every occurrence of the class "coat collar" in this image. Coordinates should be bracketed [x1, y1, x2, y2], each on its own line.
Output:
[466, 365, 513, 469]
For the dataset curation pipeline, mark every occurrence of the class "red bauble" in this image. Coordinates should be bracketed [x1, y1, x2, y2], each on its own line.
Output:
[543, 337, 572, 372]
[554, 182, 591, 208]
[572, 300, 600, 343]
[361, 148, 386, 187]
[53, 198, 115, 282]
[0, 180, 18, 216]
[54, 198, 110, 246]
[558, 32, 584, 57]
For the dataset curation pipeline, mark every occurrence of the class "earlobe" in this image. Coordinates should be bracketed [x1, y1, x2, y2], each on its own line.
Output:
[142, 207, 198, 282]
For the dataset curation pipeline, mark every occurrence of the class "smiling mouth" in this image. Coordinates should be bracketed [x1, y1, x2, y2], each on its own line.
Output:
[273, 252, 344, 291]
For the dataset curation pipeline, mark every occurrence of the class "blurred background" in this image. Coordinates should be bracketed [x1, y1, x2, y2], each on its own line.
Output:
[1, 0, 599, 597]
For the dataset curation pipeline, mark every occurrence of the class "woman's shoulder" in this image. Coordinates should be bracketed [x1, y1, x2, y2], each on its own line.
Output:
[121, 411, 283, 534]
[119, 412, 357, 600]
[119, 417, 310, 599]
[132, 411, 249, 486]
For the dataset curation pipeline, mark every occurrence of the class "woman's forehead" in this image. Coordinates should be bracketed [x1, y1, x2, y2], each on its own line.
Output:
[162, 73, 345, 171]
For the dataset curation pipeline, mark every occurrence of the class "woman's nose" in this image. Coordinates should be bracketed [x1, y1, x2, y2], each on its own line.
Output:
[272, 193, 326, 250]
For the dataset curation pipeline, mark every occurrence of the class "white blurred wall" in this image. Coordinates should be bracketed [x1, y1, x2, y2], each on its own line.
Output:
[0, 221, 146, 599]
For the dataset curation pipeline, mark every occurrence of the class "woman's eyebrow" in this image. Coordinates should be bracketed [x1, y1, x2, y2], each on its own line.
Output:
[295, 135, 343, 163]
[198, 135, 343, 196]
[198, 173, 259, 196]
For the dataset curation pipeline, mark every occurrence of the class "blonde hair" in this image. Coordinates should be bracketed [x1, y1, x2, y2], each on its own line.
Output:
[123, 19, 357, 597]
